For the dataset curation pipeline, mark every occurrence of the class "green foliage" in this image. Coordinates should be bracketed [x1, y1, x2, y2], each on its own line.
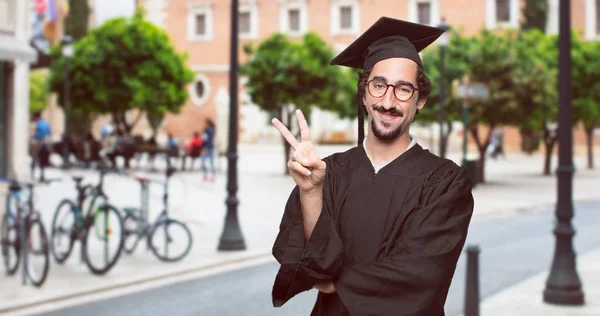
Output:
[521, 0, 548, 32]
[241, 32, 357, 120]
[420, 30, 477, 124]
[29, 70, 50, 116]
[572, 35, 600, 130]
[468, 29, 520, 128]
[513, 29, 558, 153]
[48, 8, 194, 135]
[64, 0, 90, 40]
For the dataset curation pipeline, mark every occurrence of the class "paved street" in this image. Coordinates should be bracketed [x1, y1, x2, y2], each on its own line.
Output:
[38, 202, 600, 316]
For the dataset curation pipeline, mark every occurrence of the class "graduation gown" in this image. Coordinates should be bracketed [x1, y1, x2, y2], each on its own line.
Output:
[271, 144, 474, 316]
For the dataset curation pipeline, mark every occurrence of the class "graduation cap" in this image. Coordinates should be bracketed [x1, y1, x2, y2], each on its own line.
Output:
[330, 17, 446, 145]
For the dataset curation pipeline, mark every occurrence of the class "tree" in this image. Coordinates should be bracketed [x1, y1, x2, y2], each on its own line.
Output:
[513, 29, 558, 175]
[48, 8, 194, 136]
[29, 70, 50, 116]
[521, 0, 548, 31]
[242, 32, 356, 174]
[467, 29, 520, 183]
[572, 37, 600, 169]
[421, 30, 477, 157]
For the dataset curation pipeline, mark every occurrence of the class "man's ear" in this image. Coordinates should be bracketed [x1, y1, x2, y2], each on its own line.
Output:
[417, 97, 427, 110]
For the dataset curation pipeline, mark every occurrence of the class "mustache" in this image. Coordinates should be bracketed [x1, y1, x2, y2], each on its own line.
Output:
[373, 105, 404, 116]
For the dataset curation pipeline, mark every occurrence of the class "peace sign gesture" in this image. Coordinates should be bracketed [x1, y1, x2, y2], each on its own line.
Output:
[272, 109, 327, 192]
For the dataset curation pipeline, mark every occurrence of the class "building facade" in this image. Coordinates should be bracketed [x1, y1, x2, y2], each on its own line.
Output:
[0, 0, 37, 179]
[138, 0, 599, 153]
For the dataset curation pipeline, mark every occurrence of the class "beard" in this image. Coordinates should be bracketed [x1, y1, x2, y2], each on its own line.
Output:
[370, 104, 405, 142]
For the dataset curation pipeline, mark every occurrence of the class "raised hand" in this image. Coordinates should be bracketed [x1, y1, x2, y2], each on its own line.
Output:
[272, 109, 326, 192]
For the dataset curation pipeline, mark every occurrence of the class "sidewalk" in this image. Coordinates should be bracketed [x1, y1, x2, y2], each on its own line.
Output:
[478, 247, 600, 316]
[1, 143, 599, 314]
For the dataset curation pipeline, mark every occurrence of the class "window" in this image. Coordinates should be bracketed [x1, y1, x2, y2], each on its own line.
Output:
[417, 2, 431, 25]
[189, 73, 211, 107]
[239, 1, 259, 39]
[288, 9, 300, 31]
[408, 0, 438, 27]
[486, 0, 517, 29]
[239, 11, 251, 34]
[280, 0, 308, 36]
[340, 6, 352, 30]
[195, 14, 206, 36]
[187, 3, 213, 42]
[496, 0, 510, 22]
[331, 0, 360, 35]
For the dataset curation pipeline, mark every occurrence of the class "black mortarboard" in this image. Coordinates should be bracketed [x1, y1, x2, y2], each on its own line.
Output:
[330, 17, 446, 145]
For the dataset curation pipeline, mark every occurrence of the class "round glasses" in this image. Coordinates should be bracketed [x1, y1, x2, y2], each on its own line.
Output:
[367, 79, 418, 101]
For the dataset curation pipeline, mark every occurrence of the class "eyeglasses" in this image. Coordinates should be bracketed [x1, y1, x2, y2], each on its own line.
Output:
[367, 79, 418, 101]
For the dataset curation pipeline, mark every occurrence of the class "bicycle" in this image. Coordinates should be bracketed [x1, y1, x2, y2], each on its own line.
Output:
[50, 167, 124, 275]
[1, 177, 58, 287]
[122, 167, 193, 262]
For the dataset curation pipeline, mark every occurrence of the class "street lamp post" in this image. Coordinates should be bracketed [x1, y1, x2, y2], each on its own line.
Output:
[218, 0, 246, 251]
[437, 18, 450, 158]
[60, 35, 73, 169]
[543, 0, 585, 305]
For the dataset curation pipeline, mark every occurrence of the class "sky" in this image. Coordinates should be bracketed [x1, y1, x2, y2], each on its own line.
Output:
[94, 0, 136, 25]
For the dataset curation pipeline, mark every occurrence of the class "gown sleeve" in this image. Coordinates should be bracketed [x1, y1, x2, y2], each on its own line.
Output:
[333, 164, 474, 316]
[271, 158, 345, 307]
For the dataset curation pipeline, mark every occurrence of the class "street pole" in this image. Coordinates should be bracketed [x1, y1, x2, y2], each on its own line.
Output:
[63, 58, 70, 168]
[218, 0, 246, 251]
[543, 0, 585, 305]
[438, 45, 446, 158]
[462, 100, 468, 168]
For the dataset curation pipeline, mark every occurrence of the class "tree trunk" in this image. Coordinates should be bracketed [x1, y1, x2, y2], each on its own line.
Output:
[542, 126, 558, 176]
[469, 124, 495, 184]
[441, 121, 453, 158]
[585, 126, 594, 169]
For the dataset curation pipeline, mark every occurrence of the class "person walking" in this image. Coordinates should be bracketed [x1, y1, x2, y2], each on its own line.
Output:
[200, 119, 217, 182]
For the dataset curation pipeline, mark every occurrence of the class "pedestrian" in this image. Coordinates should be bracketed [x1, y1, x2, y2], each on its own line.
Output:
[29, 111, 52, 181]
[270, 17, 474, 316]
[200, 119, 216, 182]
[166, 133, 180, 168]
[184, 132, 203, 170]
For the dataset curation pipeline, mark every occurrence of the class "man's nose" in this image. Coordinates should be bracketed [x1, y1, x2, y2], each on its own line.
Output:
[381, 86, 396, 110]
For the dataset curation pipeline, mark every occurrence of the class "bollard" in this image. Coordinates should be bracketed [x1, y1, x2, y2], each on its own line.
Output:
[464, 245, 480, 316]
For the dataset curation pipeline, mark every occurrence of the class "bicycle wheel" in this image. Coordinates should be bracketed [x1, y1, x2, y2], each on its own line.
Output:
[122, 213, 141, 254]
[1, 213, 20, 275]
[83, 204, 124, 275]
[25, 217, 50, 287]
[150, 219, 192, 262]
[50, 199, 77, 264]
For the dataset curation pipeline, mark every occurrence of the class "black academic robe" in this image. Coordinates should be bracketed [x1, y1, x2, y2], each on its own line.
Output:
[271, 144, 474, 316]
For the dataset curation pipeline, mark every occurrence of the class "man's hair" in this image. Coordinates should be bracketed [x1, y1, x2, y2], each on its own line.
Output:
[357, 64, 432, 114]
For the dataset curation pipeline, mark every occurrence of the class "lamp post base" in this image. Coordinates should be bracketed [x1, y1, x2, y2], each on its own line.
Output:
[218, 196, 246, 251]
[543, 288, 584, 306]
[218, 238, 246, 251]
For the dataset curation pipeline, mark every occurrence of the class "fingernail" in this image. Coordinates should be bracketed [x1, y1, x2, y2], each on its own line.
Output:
[306, 170, 311, 176]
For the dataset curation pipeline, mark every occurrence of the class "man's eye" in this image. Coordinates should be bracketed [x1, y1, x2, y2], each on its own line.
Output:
[397, 86, 412, 93]
[374, 84, 386, 89]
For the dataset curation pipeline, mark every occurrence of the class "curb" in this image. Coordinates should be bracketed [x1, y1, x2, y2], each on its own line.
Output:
[0, 250, 273, 315]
